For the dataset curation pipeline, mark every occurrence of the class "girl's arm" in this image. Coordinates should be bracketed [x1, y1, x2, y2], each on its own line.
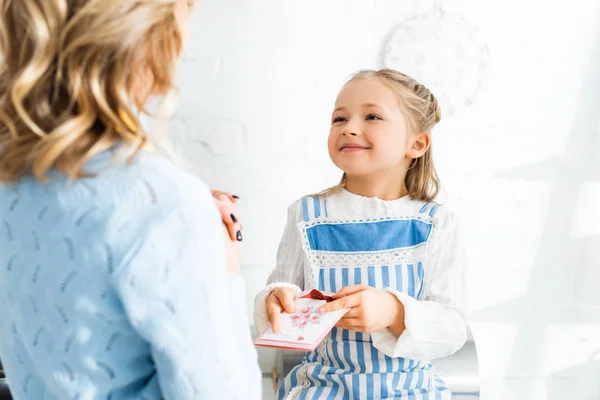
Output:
[253, 200, 305, 334]
[371, 207, 468, 361]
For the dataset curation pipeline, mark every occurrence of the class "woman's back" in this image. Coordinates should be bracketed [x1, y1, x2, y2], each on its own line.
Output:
[0, 1, 261, 397]
[0, 151, 260, 399]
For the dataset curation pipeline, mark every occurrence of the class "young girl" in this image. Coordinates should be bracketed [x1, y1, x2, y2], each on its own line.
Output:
[0, 0, 261, 399]
[254, 69, 468, 399]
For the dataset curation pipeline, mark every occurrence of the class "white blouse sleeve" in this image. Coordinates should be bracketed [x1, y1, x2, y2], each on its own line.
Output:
[253, 200, 305, 334]
[371, 207, 468, 360]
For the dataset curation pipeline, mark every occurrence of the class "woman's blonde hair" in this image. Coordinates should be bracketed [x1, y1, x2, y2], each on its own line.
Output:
[0, 0, 192, 183]
[319, 69, 442, 202]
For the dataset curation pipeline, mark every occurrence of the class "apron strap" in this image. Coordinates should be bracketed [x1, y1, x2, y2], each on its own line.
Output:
[418, 202, 439, 218]
[302, 197, 310, 222]
[301, 196, 328, 222]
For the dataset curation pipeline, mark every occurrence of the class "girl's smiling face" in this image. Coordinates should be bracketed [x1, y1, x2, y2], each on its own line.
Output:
[328, 77, 415, 178]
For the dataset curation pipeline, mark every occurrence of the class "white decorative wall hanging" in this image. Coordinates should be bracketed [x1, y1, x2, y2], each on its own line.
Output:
[382, 0, 488, 117]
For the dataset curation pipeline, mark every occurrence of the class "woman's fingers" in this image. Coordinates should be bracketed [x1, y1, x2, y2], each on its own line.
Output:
[215, 195, 242, 241]
[222, 226, 241, 275]
[211, 189, 240, 203]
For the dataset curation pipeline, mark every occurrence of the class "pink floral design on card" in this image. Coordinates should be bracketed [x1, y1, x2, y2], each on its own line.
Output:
[255, 290, 349, 351]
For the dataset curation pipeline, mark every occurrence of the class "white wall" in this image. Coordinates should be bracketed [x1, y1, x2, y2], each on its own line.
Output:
[173, 1, 600, 398]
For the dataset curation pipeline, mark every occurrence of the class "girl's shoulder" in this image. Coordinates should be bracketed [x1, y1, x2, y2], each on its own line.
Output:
[422, 203, 463, 248]
[415, 200, 454, 220]
[292, 190, 453, 222]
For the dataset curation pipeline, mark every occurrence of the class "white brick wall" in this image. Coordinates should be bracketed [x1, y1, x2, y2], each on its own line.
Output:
[173, 1, 600, 398]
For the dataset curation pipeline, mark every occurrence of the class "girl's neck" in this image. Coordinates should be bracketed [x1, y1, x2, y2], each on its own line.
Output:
[344, 171, 408, 201]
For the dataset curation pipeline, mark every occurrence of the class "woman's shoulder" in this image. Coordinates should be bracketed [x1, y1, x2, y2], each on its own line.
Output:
[112, 151, 213, 209]
[95, 152, 220, 264]
[70, 150, 217, 228]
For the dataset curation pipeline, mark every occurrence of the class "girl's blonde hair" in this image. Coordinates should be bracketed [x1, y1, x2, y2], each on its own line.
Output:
[0, 0, 192, 183]
[320, 69, 442, 202]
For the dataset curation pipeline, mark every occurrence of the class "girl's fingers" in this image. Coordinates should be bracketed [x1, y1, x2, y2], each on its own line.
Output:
[335, 317, 362, 331]
[332, 284, 369, 299]
[319, 293, 361, 313]
[341, 307, 362, 319]
[274, 291, 296, 314]
[267, 302, 284, 333]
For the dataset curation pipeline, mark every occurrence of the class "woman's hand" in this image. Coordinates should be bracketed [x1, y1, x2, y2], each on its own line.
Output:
[213, 193, 242, 275]
[212, 191, 242, 242]
[222, 224, 241, 275]
[211, 190, 239, 205]
[319, 285, 406, 336]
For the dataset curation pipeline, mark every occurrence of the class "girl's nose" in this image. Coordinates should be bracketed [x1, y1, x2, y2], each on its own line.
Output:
[342, 121, 361, 136]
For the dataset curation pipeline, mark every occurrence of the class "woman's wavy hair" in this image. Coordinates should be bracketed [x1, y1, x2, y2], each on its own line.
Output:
[0, 0, 193, 182]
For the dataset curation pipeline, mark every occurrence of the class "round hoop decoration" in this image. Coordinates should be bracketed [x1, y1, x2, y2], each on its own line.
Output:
[382, 9, 488, 117]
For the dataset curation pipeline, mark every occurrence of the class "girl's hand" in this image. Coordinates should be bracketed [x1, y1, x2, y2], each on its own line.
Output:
[266, 287, 297, 333]
[319, 285, 406, 335]
[213, 192, 242, 242]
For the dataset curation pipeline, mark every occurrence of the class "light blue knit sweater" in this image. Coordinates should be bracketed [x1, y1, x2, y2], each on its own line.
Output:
[0, 150, 261, 400]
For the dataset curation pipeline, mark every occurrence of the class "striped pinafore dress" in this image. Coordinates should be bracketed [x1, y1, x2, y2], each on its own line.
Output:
[277, 196, 452, 400]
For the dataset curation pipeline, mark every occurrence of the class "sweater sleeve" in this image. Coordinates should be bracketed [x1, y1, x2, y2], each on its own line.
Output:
[111, 182, 261, 400]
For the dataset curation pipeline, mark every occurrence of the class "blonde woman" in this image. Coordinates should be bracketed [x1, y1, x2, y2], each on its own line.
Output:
[0, 0, 261, 399]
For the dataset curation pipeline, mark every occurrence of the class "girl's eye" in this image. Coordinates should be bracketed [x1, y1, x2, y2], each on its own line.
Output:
[332, 116, 346, 123]
[366, 114, 382, 120]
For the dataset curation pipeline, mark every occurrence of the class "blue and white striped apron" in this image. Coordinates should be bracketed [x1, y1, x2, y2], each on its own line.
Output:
[278, 196, 451, 400]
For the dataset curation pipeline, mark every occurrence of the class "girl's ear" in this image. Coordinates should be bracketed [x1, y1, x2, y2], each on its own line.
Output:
[407, 132, 431, 159]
